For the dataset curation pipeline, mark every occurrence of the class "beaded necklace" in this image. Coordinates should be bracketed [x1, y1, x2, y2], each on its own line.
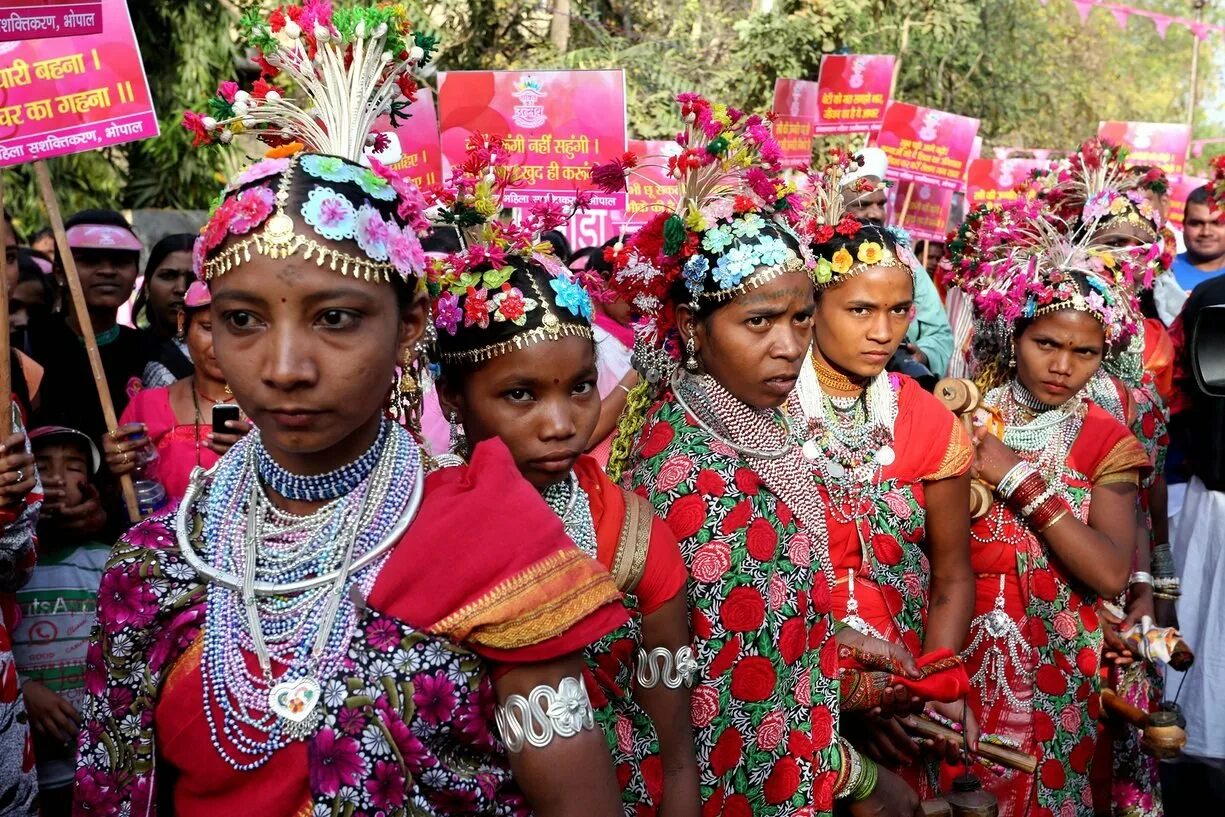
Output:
[542, 472, 598, 558]
[672, 371, 798, 460]
[184, 423, 422, 770]
[795, 355, 898, 523]
[253, 418, 390, 501]
[969, 380, 1086, 549]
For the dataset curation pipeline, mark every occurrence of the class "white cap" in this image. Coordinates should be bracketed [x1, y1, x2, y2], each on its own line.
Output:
[841, 147, 888, 187]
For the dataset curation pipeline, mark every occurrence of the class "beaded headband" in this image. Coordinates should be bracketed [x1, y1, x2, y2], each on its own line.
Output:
[184, 2, 434, 284]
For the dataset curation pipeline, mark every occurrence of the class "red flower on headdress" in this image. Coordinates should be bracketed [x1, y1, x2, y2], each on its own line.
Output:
[181, 111, 212, 148]
[463, 286, 490, 329]
[835, 216, 862, 238]
[812, 224, 834, 244]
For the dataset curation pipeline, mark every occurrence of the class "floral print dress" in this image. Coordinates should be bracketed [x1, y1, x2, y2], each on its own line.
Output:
[627, 380, 841, 817]
[73, 440, 627, 817]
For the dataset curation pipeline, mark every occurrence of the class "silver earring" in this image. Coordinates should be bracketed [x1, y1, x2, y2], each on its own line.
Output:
[1008, 344, 1016, 370]
[684, 336, 699, 371]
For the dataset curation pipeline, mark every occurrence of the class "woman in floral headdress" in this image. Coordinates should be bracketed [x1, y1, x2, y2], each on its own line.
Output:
[421, 141, 700, 817]
[955, 213, 1150, 817]
[602, 95, 920, 817]
[792, 157, 976, 798]
[74, 7, 629, 816]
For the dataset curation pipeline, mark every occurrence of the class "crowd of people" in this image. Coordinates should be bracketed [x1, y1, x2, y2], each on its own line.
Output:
[0, 3, 1222, 817]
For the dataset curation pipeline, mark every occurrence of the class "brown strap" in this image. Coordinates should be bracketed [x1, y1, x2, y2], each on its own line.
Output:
[611, 490, 653, 594]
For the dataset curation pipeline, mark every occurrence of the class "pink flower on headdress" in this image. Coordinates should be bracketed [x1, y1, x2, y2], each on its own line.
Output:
[368, 158, 430, 232]
[232, 157, 290, 189]
[355, 204, 392, 261]
[463, 286, 490, 329]
[228, 186, 275, 235]
[217, 81, 239, 103]
[745, 167, 776, 201]
[1085, 291, 1106, 315]
[302, 187, 357, 242]
[388, 227, 425, 279]
[191, 235, 207, 277]
[529, 196, 568, 231]
[202, 198, 236, 252]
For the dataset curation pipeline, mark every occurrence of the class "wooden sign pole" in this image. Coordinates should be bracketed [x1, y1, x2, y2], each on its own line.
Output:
[34, 160, 140, 521]
[896, 182, 916, 228]
[0, 173, 11, 433]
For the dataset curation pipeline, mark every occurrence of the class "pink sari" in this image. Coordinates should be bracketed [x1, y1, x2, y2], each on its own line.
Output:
[120, 387, 219, 502]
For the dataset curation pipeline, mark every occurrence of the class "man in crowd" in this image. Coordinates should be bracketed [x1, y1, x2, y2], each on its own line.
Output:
[1170, 185, 1225, 293]
[843, 148, 955, 377]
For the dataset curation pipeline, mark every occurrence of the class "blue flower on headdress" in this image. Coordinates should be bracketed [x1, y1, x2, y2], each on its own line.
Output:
[732, 213, 765, 238]
[301, 186, 358, 242]
[549, 274, 594, 320]
[301, 155, 354, 184]
[756, 236, 790, 267]
[713, 246, 755, 289]
[682, 255, 709, 296]
[1023, 296, 1037, 318]
[353, 167, 397, 201]
[701, 225, 734, 255]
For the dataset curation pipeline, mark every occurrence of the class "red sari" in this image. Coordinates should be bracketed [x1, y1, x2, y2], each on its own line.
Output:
[963, 401, 1149, 817]
[573, 455, 689, 816]
[76, 439, 627, 817]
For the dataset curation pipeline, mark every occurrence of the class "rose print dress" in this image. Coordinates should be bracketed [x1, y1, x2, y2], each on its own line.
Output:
[627, 379, 842, 817]
[962, 401, 1149, 817]
[73, 440, 628, 817]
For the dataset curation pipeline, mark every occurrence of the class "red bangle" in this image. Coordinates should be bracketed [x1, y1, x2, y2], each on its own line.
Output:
[1030, 495, 1071, 531]
[1008, 472, 1047, 513]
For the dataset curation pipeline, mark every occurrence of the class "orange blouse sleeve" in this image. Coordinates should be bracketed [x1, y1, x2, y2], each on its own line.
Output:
[368, 439, 628, 665]
[1078, 405, 1151, 487]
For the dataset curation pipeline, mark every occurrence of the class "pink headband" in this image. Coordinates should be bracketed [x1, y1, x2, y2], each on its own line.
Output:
[31, 256, 52, 275]
[184, 280, 211, 309]
[65, 224, 143, 252]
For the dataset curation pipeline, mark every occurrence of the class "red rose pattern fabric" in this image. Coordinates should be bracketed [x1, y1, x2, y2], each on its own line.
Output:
[628, 396, 840, 817]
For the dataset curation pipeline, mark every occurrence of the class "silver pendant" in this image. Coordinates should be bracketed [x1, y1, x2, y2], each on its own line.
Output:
[802, 438, 821, 461]
[826, 460, 845, 479]
[874, 445, 895, 467]
[983, 609, 1017, 640]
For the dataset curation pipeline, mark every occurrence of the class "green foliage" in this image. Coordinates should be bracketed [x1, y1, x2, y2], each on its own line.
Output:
[4, 0, 1219, 232]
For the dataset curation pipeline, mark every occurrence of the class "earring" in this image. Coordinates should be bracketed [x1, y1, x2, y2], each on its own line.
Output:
[398, 347, 418, 399]
[1008, 343, 1016, 370]
[684, 336, 699, 371]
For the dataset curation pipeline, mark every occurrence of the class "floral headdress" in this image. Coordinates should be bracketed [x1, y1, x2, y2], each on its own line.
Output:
[590, 93, 812, 383]
[793, 151, 910, 288]
[1030, 138, 1166, 247]
[183, 1, 435, 284]
[425, 134, 595, 365]
[1207, 153, 1225, 221]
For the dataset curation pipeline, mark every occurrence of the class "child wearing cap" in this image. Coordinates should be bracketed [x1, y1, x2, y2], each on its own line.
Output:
[13, 425, 109, 816]
[27, 209, 159, 445]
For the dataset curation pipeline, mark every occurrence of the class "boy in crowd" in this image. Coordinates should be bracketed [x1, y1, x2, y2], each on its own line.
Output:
[12, 426, 109, 816]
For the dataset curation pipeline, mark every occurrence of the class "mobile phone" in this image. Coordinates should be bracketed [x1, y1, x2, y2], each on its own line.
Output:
[212, 405, 241, 435]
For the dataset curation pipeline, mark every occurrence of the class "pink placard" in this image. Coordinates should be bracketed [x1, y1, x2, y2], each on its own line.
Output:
[965, 158, 1050, 207]
[773, 78, 819, 122]
[1098, 121, 1191, 180]
[873, 101, 980, 191]
[438, 69, 627, 210]
[621, 138, 679, 228]
[0, 0, 157, 167]
[1167, 174, 1209, 231]
[0, 0, 101, 42]
[814, 55, 894, 135]
[771, 79, 817, 168]
[892, 179, 953, 242]
[773, 114, 814, 170]
[365, 87, 442, 190]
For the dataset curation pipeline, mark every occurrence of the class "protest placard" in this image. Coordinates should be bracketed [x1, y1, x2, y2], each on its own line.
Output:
[0, 0, 101, 42]
[1167, 174, 1209, 231]
[1098, 121, 1191, 180]
[965, 158, 1050, 208]
[438, 69, 628, 210]
[814, 55, 894, 135]
[365, 87, 442, 190]
[0, 0, 156, 167]
[891, 179, 953, 241]
[874, 101, 980, 191]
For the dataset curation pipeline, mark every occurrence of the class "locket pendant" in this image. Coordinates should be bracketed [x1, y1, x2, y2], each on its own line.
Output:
[269, 675, 322, 725]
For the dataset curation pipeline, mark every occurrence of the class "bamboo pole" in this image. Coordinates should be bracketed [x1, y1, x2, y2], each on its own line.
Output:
[34, 161, 140, 521]
[897, 182, 916, 228]
[0, 173, 11, 433]
[1187, 1, 1207, 129]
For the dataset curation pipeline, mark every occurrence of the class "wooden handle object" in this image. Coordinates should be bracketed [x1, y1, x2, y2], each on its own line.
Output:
[906, 715, 1039, 775]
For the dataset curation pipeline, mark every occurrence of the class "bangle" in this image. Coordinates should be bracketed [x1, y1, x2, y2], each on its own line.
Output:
[1030, 494, 1070, 531]
[1038, 507, 1069, 532]
[1129, 571, 1155, 588]
[1021, 486, 1057, 518]
[996, 461, 1036, 499]
[849, 754, 879, 801]
[616, 384, 632, 395]
[1007, 471, 1048, 511]
[1152, 543, 1176, 579]
[832, 738, 852, 797]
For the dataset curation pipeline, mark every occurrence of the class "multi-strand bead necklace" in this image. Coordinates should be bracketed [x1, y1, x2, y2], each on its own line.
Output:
[176, 419, 423, 770]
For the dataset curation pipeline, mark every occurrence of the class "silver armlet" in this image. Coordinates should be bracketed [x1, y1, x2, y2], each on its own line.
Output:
[635, 645, 699, 689]
[494, 675, 595, 752]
